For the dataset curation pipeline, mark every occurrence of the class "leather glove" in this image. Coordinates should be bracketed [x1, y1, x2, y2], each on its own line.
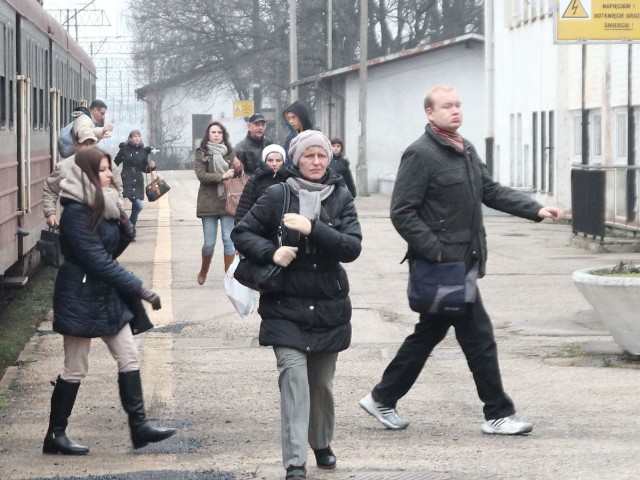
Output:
[144, 146, 152, 154]
[120, 211, 135, 239]
[273, 246, 298, 267]
[283, 213, 312, 236]
[138, 287, 162, 310]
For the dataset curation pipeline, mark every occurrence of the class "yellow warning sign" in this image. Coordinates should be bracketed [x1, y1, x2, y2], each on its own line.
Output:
[233, 100, 254, 118]
[563, 0, 588, 18]
[556, 0, 640, 42]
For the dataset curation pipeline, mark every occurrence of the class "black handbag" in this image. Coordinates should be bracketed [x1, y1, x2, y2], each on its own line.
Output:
[407, 260, 468, 316]
[234, 183, 290, 293]
[36, 227, 62, 268]
[125, 296, 154, 335]
[145, 171, 171, 202]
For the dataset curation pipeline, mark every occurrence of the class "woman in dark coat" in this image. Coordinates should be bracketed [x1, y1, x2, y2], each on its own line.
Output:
[114, 130, 156, 226]
[43, 147, 175, 456]
[329, 137, 357, 198]
[232, 131, 362, 480]
[234, 143, 287, 225]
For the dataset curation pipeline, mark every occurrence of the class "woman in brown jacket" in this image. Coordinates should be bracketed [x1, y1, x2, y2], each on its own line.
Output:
[194, 121, 242, 284]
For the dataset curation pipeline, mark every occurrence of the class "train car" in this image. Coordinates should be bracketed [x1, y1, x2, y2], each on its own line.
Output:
[0, 0, 95, 282]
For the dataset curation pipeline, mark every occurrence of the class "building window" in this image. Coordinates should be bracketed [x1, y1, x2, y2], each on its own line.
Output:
[616, 111, 627, 159]
[573, 113, 582, 157]
[592, 111, 602, 158]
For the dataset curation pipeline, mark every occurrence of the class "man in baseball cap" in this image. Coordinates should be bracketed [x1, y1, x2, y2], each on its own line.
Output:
[234, 113, 273, 175]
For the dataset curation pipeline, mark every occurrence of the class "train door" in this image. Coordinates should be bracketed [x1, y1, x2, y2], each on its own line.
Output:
[15, 73, 32, 271]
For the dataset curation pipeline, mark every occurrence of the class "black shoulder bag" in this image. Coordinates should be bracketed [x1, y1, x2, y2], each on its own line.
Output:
[234, 183, 290, 293]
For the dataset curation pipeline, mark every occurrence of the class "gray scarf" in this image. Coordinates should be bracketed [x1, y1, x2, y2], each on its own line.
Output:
[60, 162, 123, 220]
[285, 177, 335, 219]
[207, 141, 229, 198]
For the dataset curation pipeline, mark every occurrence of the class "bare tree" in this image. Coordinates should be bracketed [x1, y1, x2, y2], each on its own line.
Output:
[130, 0, 484, 107]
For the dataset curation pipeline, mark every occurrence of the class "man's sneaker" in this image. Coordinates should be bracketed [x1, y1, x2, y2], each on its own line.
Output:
[482, 415, 533, 435]
[359, 393, 409, 430]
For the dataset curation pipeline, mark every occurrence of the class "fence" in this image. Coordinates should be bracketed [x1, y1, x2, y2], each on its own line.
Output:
[571, 165, 640, 240]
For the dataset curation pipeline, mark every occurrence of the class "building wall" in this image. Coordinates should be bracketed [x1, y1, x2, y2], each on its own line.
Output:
[493, 2, 640, 220]
[323, 40, 485, 194]
[140, 85, 248, 166]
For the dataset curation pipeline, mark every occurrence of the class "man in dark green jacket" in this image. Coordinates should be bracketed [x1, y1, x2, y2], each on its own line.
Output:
[360, 84, 562, 436]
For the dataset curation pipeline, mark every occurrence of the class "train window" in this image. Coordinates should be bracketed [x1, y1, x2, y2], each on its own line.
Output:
[1, 22, 5, 129]
[8, 27, 13, 129]
[44, 49, 48, 130]
[0, 76, 5, 128]
[32, 86, 37, 129]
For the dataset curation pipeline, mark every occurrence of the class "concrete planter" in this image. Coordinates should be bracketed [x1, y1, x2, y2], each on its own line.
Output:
[573, 266, 640, 355]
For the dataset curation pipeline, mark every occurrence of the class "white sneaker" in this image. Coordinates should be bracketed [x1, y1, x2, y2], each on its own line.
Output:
[359, 393, 409, 430]
[482, 415, 533, 435]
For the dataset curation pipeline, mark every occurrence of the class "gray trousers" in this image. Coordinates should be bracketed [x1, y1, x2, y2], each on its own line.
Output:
[274, 347, 338, 469]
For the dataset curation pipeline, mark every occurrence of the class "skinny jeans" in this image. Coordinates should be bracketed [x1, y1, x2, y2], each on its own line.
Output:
[372, 290, 515, 420]
[201, 215, 235, 256]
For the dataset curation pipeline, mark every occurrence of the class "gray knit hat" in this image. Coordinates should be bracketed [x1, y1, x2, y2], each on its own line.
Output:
[288, 130, 333, 167]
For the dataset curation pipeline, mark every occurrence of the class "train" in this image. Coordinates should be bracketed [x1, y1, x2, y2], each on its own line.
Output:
[0, 0, 96, 283]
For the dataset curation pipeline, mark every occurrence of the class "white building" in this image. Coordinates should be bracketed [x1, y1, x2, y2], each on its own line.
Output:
[489, 1, 640, 233]
[296, 34, 486, 195]
[135, 77, 249, 168]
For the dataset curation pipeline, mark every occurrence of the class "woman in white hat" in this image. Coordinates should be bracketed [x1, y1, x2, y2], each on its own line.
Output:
[234, 143, 287, 224]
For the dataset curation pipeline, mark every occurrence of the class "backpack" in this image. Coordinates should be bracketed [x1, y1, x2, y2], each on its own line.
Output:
[58, 121, 76, 158]
[57, 114, 89, 158]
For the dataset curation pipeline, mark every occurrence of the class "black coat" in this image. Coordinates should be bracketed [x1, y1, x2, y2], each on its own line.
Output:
[53, 199, 143, 338]
[390, 124, 543, 277]
[114, 142, 154, 200]
[329, 154, 357, 198]
[234, 133, 273, 175]
[232, 167, 362, 353]
[234, 163, 287, 225]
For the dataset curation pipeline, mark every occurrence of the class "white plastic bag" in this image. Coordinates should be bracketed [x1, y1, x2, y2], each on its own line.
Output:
[225, 255, 258, 318]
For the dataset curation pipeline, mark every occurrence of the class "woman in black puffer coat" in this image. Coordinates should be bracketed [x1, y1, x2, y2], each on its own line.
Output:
[44, 147, 175, 457]
[114, 130, 156, 226]
[232, 131, 362, 480]
[234, 144, 287, 225]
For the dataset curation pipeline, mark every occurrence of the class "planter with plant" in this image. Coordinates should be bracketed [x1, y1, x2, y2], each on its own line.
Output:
[573, 262, 640, 355]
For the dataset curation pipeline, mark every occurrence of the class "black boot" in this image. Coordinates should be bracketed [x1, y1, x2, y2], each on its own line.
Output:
[118, 370, 177, 449]
[42, 377, 90, 455]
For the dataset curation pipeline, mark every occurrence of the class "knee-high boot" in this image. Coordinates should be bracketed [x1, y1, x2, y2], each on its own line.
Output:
[42, 376, 90, 455]
[198, 254, 213, 285]
[118, 370, 177, 449]
[223, 253, 236, 273]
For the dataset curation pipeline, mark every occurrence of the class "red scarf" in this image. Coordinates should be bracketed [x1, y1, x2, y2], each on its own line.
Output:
[430, 123, 464, 152]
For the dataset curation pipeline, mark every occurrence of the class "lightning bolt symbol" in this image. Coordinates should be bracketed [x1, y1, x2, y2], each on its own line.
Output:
[571, 0, 579, 15]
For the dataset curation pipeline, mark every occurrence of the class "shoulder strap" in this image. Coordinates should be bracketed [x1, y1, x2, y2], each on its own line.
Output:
[277, 183, 291, 247]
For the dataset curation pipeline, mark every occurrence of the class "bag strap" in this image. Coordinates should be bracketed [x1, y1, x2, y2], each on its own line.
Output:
[277, 183, 290, 247]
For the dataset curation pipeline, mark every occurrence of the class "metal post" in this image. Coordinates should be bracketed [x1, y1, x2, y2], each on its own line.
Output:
[327, 0, 333, 70]
[356, 0, 368, 196]
[289, 0, 298, 102]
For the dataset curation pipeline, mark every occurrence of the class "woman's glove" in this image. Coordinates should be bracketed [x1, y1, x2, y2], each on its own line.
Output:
[138, 287, 162, 310]
[273, 246, 298, 267]
[283, 213, 312, 235]
[120, 211, 135, 239]
[144, 146, 152, 154]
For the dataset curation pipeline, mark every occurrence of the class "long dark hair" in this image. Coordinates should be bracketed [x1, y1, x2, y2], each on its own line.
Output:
[199, 121, 232, 153]
[74, 147, 111, 230]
